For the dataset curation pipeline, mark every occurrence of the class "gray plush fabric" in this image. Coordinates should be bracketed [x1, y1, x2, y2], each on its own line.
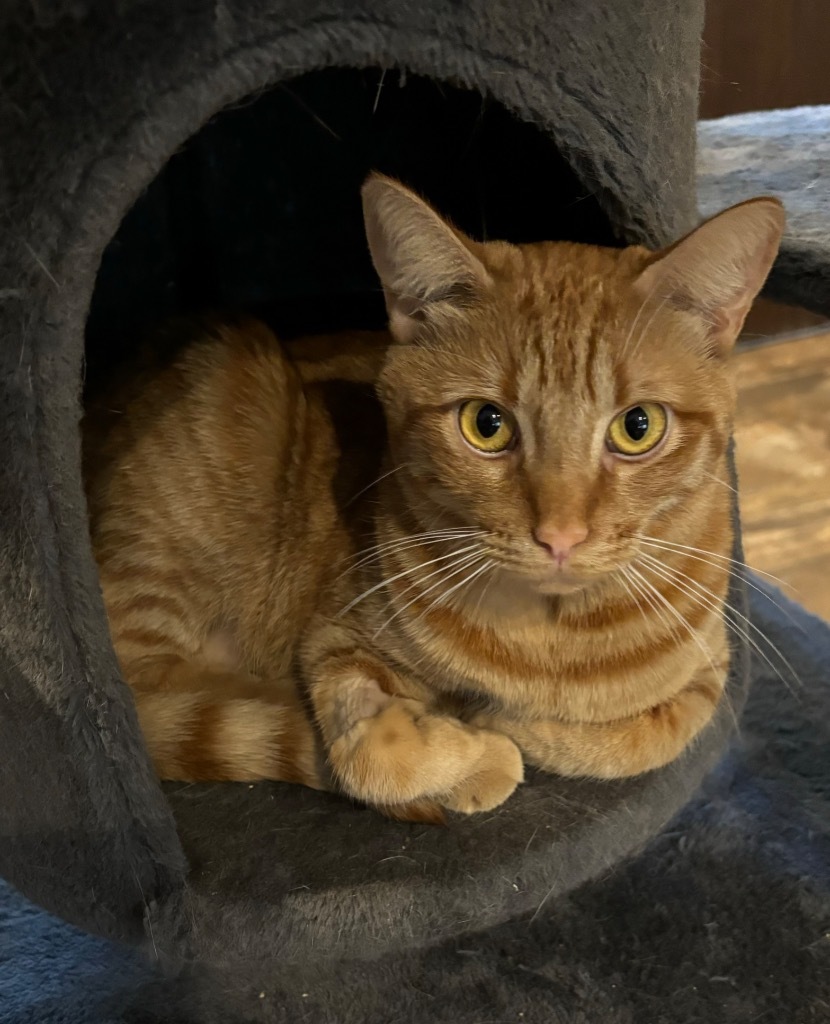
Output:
[3, 585, 828, 1023]
[0, 0, 726, 961]
[698, 106, 830, 317]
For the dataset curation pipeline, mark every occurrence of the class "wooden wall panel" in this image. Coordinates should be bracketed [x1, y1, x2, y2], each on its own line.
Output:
[701, 0, 830, 119]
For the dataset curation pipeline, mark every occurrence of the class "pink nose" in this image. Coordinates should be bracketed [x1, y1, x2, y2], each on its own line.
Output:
[533, 523, 589, 567]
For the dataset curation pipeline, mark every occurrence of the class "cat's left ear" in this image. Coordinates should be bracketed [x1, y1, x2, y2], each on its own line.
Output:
[633, 197, 785, 356]
[362, 173, 492, 343]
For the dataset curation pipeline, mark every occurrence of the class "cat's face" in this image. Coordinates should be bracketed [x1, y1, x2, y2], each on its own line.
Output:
[364, 175, 784, 596]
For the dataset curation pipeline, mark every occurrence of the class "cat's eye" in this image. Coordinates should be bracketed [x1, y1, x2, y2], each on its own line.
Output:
[458, 400, 517, 454]
[606, 403, 668, 457]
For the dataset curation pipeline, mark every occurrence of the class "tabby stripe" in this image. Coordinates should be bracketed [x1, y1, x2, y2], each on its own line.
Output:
[116, 627, 183, 655]
[136, 691, 322, 787]
[405, 594, 717, 684]
[174, 699, 225, 780]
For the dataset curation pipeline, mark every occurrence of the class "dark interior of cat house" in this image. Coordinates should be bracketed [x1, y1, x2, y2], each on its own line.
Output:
[83, 68, 616, 393]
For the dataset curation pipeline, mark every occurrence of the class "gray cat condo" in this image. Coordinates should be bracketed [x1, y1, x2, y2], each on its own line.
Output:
[0, 0, 809, 968]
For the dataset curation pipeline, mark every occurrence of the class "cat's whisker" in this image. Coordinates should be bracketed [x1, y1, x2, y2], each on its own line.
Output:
[635, 536, 804, 631]
[637, 552, 801, 697]
[469, 559, 499, 620]
[339, 529, 485, 576]
[420, 559, 495, 621]
[626, 565, 720, 680]
[633, 534, 791, 589]
[638, 540, 806, 643]
[639, 551, 803, 691]
[376, 548, 484, 611]
[615, 568, 651, 629]
[618, 566, 675, 636]
[372, 68, 387, 115]
[634, 532, 806, 634]
[372, 553, 487, 638]
[628, 292, 672, 361]
[343, 530, 480, 570]
[641, 555, 795, 704]
[346, 526, 483, 561]
[700, 469, 738, 495]
[628, 565, 739, 734]
[344, 463, 410, 507]
[341, 535, 485, 580]
[276, 83, 342, 140]
[338, 544, 483, 616]
[621, 277, 662, 359]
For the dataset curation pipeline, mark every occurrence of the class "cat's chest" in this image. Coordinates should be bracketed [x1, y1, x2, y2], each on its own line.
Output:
[380, 608, 696, 721]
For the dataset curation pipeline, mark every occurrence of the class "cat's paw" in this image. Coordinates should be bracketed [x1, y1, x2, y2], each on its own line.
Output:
[330, 699, 451, 804]
[329, 698, 523, 811]
[442, 731, 524, 814]
[331, 678, 393, 738]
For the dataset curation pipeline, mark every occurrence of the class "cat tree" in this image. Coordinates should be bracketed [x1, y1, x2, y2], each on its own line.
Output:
[2, 0, 823, 999]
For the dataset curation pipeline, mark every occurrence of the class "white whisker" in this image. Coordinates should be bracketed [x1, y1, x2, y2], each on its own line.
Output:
[344, 463, 409, 507]
[627, 564, 720, 679]
[423, 559, 495, 618]
[339, 529, 485, 576]
[338, 544, 482, 617]
[616, 568, 651, 629]
[469, 560, 499, 620]
[633, 533, 790, 589]
[629, 292, 672, 360]
[372, 553, 487, 638]
[641, 552, 803, 690]
[637, 552, 801, 697]
[635, 536, 803, 631]
[700, 469, 738, 495]
[621, 278, 663, 359]
[627, 562, 740, 731]
[619, 566, 674, 636]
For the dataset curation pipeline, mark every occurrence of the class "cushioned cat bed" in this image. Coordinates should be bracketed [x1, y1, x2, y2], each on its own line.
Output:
[0, 0, 801, 972]
[4, 585, 828, 1023]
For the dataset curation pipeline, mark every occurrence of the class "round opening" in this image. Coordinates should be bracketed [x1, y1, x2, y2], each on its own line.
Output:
[84, 68, 615, 391]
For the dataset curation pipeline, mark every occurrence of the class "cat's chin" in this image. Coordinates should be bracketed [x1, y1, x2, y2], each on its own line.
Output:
[534, 574, 590, 596]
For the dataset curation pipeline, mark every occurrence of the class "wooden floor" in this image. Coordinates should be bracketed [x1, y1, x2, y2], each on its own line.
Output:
[734, 329, 830, 621]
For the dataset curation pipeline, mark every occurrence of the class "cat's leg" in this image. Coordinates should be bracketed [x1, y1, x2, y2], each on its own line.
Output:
[302, 626, 524, 815]
[473, 668, 726, 780]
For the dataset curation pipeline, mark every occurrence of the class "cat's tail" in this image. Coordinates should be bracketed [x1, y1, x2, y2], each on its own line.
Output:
[133, 689, 326, 789]
[133, 687, 447, 823]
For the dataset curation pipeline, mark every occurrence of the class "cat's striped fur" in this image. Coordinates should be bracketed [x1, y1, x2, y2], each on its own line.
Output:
[83, 175, 784, 820]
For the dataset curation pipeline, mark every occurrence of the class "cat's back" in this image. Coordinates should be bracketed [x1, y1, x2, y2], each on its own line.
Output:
[83, 318, 304, 535]
[84, 318, 390, 594]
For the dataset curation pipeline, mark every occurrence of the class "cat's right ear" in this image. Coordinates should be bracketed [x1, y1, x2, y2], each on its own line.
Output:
[632, 196, 785, 357]
[361, 174, 492, 343]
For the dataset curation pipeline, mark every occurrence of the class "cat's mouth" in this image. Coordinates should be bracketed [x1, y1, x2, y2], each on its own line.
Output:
[524, 555, 631, 596]
[498, 560, 600, 595]
[536, 581, 589, 598]
[534, 571, 592, 596]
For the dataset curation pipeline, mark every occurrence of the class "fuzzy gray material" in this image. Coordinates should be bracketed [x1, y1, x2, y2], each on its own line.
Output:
[3, 586, 828, 1022]
[698, 106, 830, 316]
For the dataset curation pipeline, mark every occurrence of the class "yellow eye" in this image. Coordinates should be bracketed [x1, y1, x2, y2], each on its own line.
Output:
[607, 403, 668, 456]
[458, 400, 517, 454]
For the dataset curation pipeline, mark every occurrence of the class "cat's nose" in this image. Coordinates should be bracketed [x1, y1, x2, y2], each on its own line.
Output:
[533, 523, 589, 567]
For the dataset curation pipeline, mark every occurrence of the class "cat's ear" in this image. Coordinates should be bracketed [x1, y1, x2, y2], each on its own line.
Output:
[362, 173, 492, 342]
[633, 197, 785, 356]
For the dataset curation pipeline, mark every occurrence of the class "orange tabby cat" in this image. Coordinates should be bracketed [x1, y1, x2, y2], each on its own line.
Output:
[83, 174, 784, 821]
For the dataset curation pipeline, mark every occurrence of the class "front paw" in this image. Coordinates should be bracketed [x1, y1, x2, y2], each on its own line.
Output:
[329, 697, 523, 813]
[442, 731, 524, 814]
